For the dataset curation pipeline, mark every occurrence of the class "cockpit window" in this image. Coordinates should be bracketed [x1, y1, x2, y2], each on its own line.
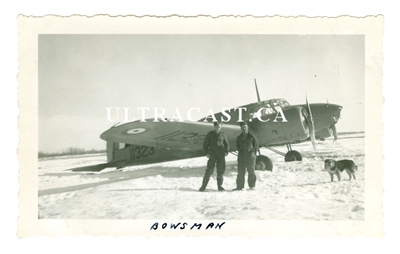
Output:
[250, 103, 275, 117]
[224, 99, 291, 121]
[263, 103, 275, 115]
[272, 99, 290, 108]
[279, 101, 290, 108]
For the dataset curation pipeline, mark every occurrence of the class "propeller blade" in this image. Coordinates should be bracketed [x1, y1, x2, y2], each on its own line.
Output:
[306, 96, 317, 152]
[331, 124, 338, 141]
[254, 78, 261, 102]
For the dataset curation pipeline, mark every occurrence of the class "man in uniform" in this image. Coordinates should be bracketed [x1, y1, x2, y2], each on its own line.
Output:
[233, 121, 259, 191]
[199, 122, 230, 192]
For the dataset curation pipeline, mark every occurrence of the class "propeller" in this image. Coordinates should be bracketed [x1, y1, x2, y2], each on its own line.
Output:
[254, 78, 261, 103]
[327, 98, 339, 142]
[306, 95, 317, 152]
[331, 124, 338, 142]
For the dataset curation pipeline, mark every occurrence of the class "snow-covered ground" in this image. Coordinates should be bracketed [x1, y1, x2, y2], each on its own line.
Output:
[38, 133, 364, 220]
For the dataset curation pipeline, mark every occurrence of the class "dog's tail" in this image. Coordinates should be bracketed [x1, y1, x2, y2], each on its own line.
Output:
[355, 165, 358, 171]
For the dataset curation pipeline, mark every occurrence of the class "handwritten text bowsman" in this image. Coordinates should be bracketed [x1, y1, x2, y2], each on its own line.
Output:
[150, 222, 226, 230]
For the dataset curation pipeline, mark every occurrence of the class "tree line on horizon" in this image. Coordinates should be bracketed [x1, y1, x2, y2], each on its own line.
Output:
[38, 147, 106, 158]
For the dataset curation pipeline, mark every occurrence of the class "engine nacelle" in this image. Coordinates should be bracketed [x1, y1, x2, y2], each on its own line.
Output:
[249, 106, 309, 146]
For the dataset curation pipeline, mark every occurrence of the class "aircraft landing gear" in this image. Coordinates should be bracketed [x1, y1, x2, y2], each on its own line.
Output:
[256, 155, 273, 171]
[264, 144, 303, 163]
[284, 144, 302, 162]
[284, 150, 302, 162]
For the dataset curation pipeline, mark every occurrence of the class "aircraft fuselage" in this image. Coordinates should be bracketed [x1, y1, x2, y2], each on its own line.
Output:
[106, 99, 342, 169]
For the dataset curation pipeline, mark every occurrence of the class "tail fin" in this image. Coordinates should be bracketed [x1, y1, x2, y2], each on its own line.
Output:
[107, 141, 119, 162]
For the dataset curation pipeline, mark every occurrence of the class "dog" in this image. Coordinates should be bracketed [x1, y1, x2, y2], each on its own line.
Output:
[324, 159, 358, 182]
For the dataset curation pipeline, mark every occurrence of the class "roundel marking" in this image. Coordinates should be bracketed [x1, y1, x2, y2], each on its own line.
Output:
[126, 128, 146, 134]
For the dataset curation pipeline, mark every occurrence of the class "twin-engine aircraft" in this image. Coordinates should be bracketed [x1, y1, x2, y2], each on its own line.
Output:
[71, 80, 342, 172]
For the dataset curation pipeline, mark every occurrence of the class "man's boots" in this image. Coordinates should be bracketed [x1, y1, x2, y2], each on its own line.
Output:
[217, 177, 225, 191]
[199, 177, 210, 192]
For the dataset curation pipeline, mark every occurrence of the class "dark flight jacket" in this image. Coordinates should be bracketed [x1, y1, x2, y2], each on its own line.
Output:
[203, 131, 230, 155]
[236, 132, 259, 159]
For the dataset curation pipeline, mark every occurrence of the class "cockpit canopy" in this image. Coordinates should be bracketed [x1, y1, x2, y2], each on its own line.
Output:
[250, 98, 290, 119]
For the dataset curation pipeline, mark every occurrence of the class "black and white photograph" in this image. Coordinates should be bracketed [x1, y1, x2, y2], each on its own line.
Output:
[37, 34, 365, 221]
[16, 15, 383, 237]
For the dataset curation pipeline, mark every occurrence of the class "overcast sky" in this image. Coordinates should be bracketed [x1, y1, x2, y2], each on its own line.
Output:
[39, 34, 364, 153]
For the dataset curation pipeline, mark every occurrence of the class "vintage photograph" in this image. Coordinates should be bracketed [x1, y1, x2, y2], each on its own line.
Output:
[17, 16, 383, 237]
[38, 34, 365, 220]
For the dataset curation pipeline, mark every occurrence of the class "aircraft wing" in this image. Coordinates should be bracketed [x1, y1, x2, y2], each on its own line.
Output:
[100, 120, 241, 151]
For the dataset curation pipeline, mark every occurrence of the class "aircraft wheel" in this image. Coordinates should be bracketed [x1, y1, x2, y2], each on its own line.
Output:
[256, 155, 273, 171]
[284, 150, 302, 162]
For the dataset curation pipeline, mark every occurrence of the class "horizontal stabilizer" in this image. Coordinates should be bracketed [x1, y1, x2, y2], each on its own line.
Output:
[67, 161, 124, 172]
